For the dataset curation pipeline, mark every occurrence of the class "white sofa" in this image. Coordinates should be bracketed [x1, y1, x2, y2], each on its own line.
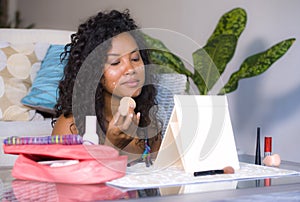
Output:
[0, 29, 74, 166]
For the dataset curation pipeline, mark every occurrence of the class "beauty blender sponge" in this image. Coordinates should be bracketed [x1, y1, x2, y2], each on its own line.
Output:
[263, 154, 281, 167]
[118, 97, 136, 116]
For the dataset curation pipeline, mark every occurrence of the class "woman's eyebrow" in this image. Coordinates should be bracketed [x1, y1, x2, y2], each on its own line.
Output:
[107, 48, 139, 56]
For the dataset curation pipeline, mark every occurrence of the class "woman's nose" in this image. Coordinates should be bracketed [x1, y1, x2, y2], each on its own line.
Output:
[124, 61, 136, 75]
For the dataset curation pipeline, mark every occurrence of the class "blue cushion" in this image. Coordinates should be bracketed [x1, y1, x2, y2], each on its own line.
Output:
[21, 45, 67, 114]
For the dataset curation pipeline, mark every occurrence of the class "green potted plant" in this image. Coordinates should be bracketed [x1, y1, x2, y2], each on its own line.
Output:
[144, 7, 295, 95]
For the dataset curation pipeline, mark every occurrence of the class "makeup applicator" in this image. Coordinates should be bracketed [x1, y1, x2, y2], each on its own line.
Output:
[263, 154, 281, 167]
[118, 97, 136, 116]
[194, 166, 234, 177]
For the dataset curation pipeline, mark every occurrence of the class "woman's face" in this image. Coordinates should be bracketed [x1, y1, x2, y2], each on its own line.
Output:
[102, 32, 145, 98]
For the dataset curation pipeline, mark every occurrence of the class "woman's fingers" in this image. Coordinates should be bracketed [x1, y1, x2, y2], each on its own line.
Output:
[106, 108, 141, 149]
[121, 106, 140, 131]
[111, 111, 121, 126]
[109, 104, 141, 142]
[122, 113, 134, 130]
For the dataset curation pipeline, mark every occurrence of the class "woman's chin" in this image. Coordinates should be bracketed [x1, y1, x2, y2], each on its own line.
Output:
[123, 88, 142, 98]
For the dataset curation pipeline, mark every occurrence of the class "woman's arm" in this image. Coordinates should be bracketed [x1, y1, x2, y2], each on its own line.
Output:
[120, 131, 162, 161]
[51, 115, 78, 136]
[118, 135, 161, 162]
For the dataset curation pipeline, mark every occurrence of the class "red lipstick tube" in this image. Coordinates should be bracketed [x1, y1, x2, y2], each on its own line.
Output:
[264, 137, 272, 157]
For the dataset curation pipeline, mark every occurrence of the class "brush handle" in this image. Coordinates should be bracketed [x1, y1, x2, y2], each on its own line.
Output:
[194, 169, 224, 176]
[255, 127, 261, 165]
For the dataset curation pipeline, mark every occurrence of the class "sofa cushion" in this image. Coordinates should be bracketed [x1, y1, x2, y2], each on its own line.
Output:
[0, 42, 49, 121]
[21, 45, 67, 114]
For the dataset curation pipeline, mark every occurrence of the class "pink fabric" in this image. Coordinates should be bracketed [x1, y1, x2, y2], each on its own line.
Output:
[4, 144, 127, 184]
[4, 144, 119, 160]
[12, 180, 129, 201]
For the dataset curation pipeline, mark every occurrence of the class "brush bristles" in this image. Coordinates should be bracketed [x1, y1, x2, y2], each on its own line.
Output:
[223, 166, 235, 174]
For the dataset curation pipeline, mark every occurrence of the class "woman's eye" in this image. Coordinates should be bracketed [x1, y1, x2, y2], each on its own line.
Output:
[110, 61, 120, 66]
[132, 56, 140, 62]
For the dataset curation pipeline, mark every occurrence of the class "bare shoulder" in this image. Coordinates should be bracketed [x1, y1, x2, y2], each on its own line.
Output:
[51, 114, 78, 136]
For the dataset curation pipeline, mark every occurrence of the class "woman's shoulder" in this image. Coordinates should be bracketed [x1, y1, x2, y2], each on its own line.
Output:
[51, 114, 78, 135]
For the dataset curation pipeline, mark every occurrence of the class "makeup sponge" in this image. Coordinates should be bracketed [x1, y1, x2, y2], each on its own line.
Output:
[263, 154, 281, 167]
[118, 97, 136, 116]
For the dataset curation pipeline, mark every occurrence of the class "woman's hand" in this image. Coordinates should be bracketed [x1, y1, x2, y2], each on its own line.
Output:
[105, 105, 141, 149]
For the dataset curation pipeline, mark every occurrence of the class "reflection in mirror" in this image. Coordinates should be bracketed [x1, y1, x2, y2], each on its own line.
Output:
[160, 181, 237, 196]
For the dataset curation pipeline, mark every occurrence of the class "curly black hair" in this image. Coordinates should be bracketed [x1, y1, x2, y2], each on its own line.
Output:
[54, 9, 162, 143]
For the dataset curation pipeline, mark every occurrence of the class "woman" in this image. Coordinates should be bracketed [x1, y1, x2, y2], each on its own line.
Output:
[51, 9, 162, 161]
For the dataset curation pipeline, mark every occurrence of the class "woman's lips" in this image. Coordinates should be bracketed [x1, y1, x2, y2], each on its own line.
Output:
[121, 79, 140, 87]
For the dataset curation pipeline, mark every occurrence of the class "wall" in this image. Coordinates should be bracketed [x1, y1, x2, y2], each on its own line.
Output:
[14, 0, 300, 162]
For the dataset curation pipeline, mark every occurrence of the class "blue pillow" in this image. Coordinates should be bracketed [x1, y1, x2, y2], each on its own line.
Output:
[21, 45, 67, 114]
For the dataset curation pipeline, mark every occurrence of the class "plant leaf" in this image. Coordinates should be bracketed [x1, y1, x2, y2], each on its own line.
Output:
[192, 7, 247, 95]
[207, 7, 247, 43]
[149, 50, 192, 76]
[219, 38, 296, 94]
[190, 71, 207, 94]
[193, 34, 237, 94]
[142, 33, 191, 75]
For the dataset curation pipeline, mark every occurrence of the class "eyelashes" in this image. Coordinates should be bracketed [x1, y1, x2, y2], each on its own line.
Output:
[108, 56, 141, 66]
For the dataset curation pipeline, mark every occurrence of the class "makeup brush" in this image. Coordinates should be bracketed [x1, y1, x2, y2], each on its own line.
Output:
[194, 166, 234, 177]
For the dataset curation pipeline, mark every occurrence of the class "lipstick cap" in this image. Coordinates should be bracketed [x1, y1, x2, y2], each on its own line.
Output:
[264, 137, 272, 153]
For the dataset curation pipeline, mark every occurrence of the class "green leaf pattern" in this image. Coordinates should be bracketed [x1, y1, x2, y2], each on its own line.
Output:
[207, 7, 247, 42]
[142, 7, 295, 95]
[219, 38, 296, 94]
